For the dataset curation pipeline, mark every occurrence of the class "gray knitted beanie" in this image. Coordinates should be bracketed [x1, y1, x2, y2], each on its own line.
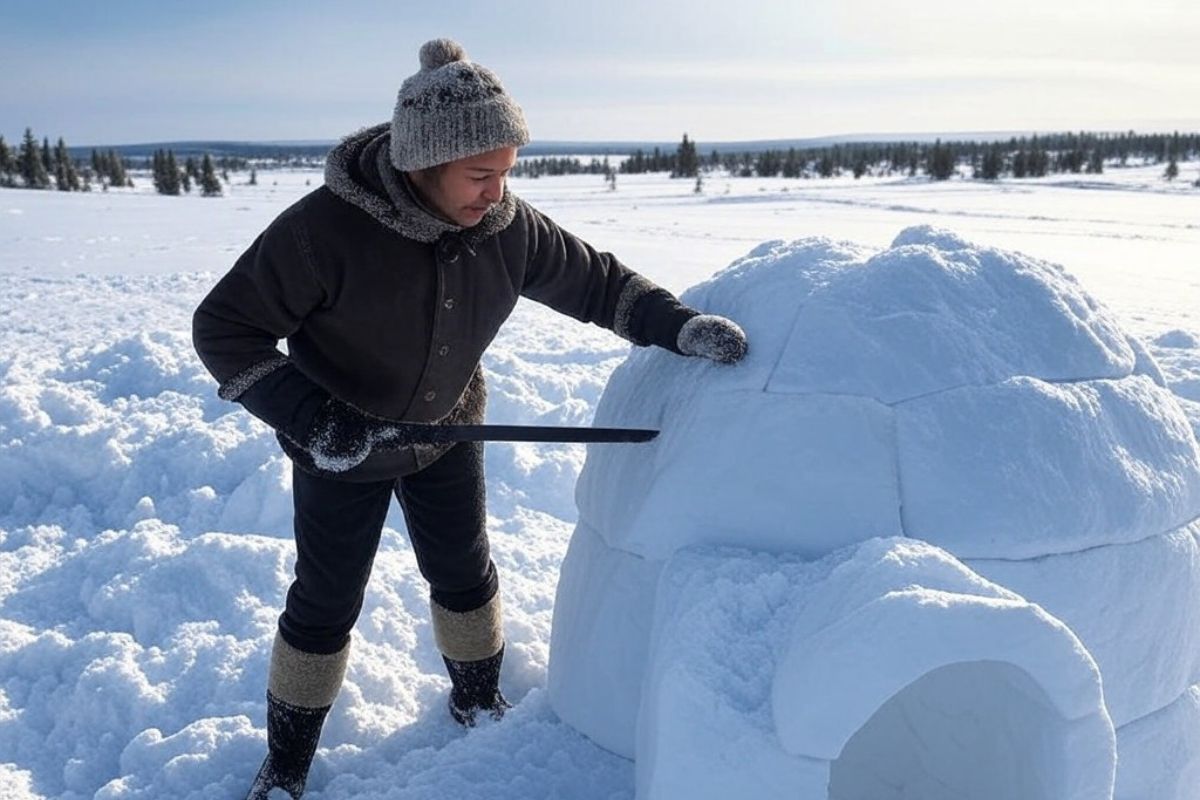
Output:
[390, 39, 530, 171]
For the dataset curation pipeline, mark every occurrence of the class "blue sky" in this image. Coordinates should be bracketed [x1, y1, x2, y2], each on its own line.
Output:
[3, 0, 1198, 146]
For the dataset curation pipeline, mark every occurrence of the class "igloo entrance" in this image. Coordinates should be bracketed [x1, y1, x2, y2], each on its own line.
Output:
[828, 660, 1070, 800]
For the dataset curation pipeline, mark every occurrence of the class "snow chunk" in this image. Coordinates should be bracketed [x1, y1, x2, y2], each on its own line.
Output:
[968, 522, 1200, 726]
[897, 376, 1200, 558]
[1114, 685, 1200, 800]
[1156, 329, 1200, 349]
[770, 227, 1135, 402]
[586, 390, 900, 560]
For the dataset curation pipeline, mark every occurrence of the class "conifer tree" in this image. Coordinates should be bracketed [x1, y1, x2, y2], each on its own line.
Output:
[40, 136, 52, 174]
[52, 138, 79, 191]
[20, 128, 50, 188]
[165, 150, 181, 195]
[107, 150, 127, 186]
[152, 150, 165, 193]
[927, 140, 957, 180]
[200, 153, 222, 196]
[248, 167, 257, 186]
[672, 133, 699, 178]
[0, 135, 13, 186]
[1012, 149, 1029, 179]
[1165, 157, 1179, 181]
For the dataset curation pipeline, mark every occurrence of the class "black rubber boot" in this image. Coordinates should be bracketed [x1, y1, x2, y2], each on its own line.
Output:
[443, 644, 513, 727]
[245, 691, 330, 799]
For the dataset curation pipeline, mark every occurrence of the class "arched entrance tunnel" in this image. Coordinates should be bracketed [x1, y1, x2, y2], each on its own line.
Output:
[828, 660, 1076, 800]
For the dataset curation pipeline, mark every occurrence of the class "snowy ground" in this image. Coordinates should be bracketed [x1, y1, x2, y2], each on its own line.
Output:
[1, 162, 1198, 799]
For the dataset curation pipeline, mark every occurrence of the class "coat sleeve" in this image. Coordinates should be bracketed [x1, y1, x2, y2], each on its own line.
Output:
[518, 201, 697, 353]
[192, 213, 323, 392]
[191, 212, 329, 438]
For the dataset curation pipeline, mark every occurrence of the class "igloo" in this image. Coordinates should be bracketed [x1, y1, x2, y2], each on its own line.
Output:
[548, 226, 1200, 800]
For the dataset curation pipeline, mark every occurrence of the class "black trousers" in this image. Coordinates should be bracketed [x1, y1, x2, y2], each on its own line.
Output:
[278, 441, 497, 655]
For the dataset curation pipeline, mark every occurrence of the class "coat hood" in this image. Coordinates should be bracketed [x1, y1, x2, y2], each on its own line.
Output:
[323, 123, 518, 244]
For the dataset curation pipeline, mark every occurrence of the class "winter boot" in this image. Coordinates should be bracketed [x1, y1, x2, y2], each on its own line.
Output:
[443, 645, 513, 726]
[431, 593, 510, 726]
[246, 632, 349, 800]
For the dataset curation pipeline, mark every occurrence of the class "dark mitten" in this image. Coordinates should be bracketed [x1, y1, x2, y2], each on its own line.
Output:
[676, 314, 748, 364]
[228, 359, 424, 473]
[303, 397, 413, 472]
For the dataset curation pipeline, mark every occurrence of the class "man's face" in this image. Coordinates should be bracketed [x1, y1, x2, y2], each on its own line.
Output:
[414, 146, 518, 227]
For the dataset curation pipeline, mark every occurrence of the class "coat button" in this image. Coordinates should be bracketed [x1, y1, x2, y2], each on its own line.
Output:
[438, 239, 460, 263]
[443, 298, 456, 310]
[438, 345, 450, 356]
[424, 390, 437, 402]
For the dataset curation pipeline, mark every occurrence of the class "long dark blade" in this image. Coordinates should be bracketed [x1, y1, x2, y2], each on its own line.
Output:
[390, 423, 658, 444]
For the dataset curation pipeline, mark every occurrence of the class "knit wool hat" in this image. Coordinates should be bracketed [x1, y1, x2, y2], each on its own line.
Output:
[390, 39, 530, 172]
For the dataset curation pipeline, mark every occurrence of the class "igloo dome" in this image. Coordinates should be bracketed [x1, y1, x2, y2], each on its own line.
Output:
[548, 226, 1200, 800]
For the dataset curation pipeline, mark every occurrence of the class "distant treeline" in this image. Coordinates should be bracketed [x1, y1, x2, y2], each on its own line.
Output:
[5, 127, 1199, 192]
[0, 127, 263, 195]
[511, 156, 616, 178]
[0, 128, 133, 191]
[619, 131, 1200, 183]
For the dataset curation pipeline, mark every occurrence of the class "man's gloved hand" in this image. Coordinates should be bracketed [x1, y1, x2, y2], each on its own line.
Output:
[676, 314, 748, 364]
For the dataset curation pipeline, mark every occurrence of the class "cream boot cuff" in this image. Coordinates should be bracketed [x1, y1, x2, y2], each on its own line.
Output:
[267, 632, 350, 709]
[431, 594, 504, 662]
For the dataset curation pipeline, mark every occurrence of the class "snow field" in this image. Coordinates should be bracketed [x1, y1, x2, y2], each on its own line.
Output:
[1, 164, 1199, 798]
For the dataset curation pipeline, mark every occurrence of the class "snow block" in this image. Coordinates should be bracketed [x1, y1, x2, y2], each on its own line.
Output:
[591, 390, 901, 561]
[967, 522, 1200, 726]
[1114, 685, 1200, 800]
[633, 539, 1115, 800]
[769, 226, 1134, 403]
[897, 375, 1200, 558]
[547, 521, 662, 759]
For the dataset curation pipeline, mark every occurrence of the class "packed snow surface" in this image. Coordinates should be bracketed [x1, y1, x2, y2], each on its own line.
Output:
[1, 163, 1199, 799]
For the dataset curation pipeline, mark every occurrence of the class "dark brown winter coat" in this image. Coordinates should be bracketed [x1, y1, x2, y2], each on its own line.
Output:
[192, 124, 693, 480]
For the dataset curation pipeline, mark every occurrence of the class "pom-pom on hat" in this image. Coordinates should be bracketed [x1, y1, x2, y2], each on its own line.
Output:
[390, 38, 530, 171]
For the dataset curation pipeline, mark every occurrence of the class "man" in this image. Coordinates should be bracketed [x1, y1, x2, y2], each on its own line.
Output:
[192, 38, 747, 800]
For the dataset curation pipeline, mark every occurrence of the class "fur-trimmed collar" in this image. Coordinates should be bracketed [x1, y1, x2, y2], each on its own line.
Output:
[323, 123, 518, 244]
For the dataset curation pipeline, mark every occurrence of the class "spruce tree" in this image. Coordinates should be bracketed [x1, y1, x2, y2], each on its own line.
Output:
[40, 136, 52, 174]
[978, 145, 1003, 180]
[20, 128, 50, 188]
[1165, 157, 1179, 181]
[672, 133, 699, 178]
[927, 140, 957, 180]
[164, 150, 181, 195]
[152, 150, 165, 193]
[108, 150, 127, 186]
[0, 135, 12, 186]
[1012, 149, 1028, 179]
[200, 153, 222, 196]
